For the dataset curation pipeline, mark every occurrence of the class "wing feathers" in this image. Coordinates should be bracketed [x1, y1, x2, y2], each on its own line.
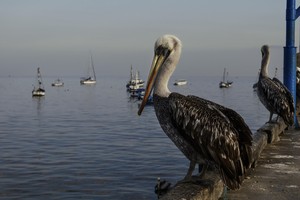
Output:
[169, 93, 251, 189]
[259, 77, 294, 126]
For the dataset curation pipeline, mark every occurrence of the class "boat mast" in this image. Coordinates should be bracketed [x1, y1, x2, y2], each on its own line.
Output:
[37, 67, 44, 89]
[226, 71, 229, 82]
[223, 68, 226, 82]
[90, 53, 96, 80]
[130, 65, 134, 81]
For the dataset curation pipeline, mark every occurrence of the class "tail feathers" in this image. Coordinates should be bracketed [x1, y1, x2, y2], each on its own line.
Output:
[240, 145, 253, 169]
[278, 105, 294, 126]
[218, 159, 245, 190]
[281, 111, 294, 126]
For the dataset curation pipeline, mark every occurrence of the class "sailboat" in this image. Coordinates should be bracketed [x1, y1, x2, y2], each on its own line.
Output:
[32, 67, 45, 96]
[219, 68, 233, 88]
[80, 53, 96, 85]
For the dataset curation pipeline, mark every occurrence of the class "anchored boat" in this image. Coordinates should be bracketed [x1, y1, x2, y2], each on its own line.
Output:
[32, 67, 45, 97]
[80, 53, 96, 85]
[126, 65, 144, 92]
[51, 78, 64, 87]
[174, 79, 187, 86]
[219, 68, 233, 88]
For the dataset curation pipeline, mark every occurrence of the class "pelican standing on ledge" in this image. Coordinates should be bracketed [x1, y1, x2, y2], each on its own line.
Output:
[138, 35, 252, 190]
[257, 45, 294, 126]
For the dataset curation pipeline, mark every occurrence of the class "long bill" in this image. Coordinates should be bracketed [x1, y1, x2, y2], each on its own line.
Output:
[137, 53, 166, 115]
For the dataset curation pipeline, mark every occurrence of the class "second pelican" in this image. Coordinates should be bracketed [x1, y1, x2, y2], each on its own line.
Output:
[257, 45, 294, 126]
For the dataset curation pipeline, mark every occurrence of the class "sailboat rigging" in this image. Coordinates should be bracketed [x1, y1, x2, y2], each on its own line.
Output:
[219, 68, 233, 88]
[32, 67, 45, 97]
[80, 53, 97, 85]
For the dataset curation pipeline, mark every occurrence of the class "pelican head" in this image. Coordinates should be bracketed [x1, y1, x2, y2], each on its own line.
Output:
[261, 45, 269, 57]
[138, 35, 182, 115]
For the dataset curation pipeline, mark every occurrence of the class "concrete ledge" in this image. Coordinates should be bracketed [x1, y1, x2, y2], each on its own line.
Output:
[160, 169, 224, 200]
[257, 118, 287, 144]
[251, 118, 287, 166]
[226, 128, 300, 200]
[159, 118, 289, 200]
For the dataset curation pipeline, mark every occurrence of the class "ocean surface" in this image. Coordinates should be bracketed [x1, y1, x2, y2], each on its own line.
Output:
[0, 75, 269, 200]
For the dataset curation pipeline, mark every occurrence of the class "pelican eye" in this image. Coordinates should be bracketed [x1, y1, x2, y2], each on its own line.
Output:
[156, 46, 171, 58]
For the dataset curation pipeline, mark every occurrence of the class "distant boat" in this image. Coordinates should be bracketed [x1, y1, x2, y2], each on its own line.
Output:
[126, 65, 145, 92]
[80, 53, 96, 85]
[32, 67, 45, 97]
[219, 68, 233, 88]
[51, 78, 64, 87]
[130, 88, 145, 98]
[174, 79, 187, 86]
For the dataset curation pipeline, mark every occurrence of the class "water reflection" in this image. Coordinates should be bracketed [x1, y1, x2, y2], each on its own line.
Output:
[32, 96, 45, 113]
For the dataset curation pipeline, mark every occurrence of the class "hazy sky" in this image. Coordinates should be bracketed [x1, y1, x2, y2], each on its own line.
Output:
[1, 0, 299, 78]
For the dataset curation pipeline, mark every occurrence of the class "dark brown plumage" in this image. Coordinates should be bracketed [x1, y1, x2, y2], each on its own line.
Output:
[257, 45, 294, 126]
[138, 35, 253, 190]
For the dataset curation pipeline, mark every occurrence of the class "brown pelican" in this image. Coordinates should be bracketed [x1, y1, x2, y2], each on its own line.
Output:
[257, 45, 294, 126]
[138, 35, 252, 190]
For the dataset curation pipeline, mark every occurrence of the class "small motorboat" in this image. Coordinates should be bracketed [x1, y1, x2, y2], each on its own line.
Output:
[126, 66, 145, 91]
[51, 78, 64, 87]
[174, 79, 187, 86]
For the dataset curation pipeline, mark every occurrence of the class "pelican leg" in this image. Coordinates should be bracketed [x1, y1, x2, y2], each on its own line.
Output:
[267, 112, 274, 123]
[179, 161, 210, 185]
[221, 185, 228, 199]
[184, 160, 196, 180]
[177, 162, 211, 186]
[276, 115, 280, 122]
[178, 160, 200, 184]
[198, 163, 208, 178]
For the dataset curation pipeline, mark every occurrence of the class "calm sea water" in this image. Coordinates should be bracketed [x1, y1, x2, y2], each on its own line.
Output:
[0, 75, 269, 200]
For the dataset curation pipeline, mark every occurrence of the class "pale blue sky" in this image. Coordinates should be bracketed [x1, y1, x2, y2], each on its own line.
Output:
[0, 0, 299, 78]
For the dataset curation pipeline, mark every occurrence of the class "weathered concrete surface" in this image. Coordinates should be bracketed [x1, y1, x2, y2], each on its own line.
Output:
[251, 118, 287, 167]
[159, 117, 293, 200]
[225, 129, 300, 200]
[257, 119, 287, 143]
